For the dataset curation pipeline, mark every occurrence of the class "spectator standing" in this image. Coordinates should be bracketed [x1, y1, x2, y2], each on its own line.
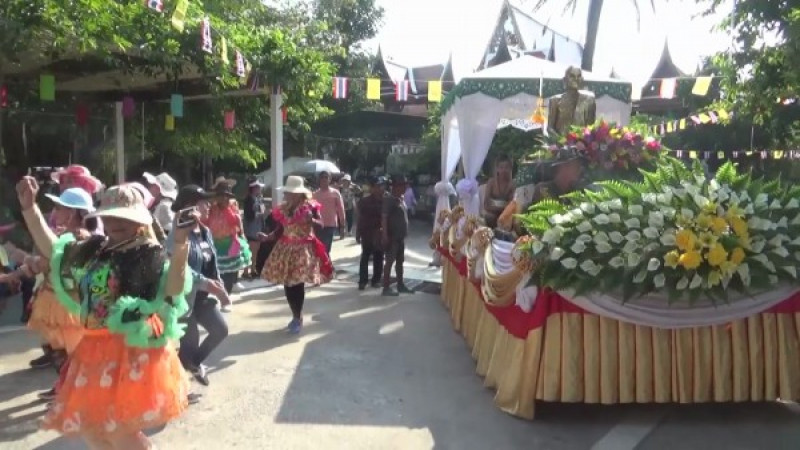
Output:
[381, 175, 415, 296]
[339, 174, 361, 236]
[242, 178, 266, 278]
[356, 176, 386, 290]
[404, 184, 417, 218]
[312, 171, 345, 255]
[143, 171, 178, 234]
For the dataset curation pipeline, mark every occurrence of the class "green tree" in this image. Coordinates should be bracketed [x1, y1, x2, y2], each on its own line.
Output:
[531, 0, 660, 71]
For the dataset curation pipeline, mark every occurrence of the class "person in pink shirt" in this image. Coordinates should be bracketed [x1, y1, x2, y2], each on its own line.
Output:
[312, 171, 345, 255]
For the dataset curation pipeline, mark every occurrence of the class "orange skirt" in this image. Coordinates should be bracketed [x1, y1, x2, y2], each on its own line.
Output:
[28, 286, 83, 353]
[43, 329, 189, 436]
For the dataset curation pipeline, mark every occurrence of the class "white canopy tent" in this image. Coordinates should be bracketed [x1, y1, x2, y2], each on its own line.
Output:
[436, 55, 633, 220]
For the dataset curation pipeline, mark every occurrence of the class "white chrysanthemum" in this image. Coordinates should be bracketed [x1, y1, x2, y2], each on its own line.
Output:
[625, 230, 642, 241]
[770, 199, 782, 210]
[671, 187, 687, 199]
[790, 237, 800, 247]
[561, 258, 578, 269]
[628, 204, 643, 216]
[577, 221, 592, 233]
[693, 195, 710, 208]
[769, 275, 779, 285]
[549, 214, 565, 225]
[597, 202, 610, 213]
[609, 256, 625, 268]
[595, 241, 613, 253]
[773, 247, 790, 258]
[690, 274, 703, 289]
[783, 266, 797, 278]
[577, 234, 593, 243]
[677, 277, 689, 290]
[647, 258, 661, 271]
[769, 235, 785, 247]
[737, 263, 751, 286]
[580, 202, 595, 214]
[680, 208, 695, 219]
[550, 247, 565, 260]
[777, 217, 789, 229]
[594, 231, 610, 243]
[648, 211, 665, 228]
[755, 193, 769, 207]
[653, 273, 666, 288]
[609, 231, 624, 244]
[532, 240, 545, 255]
[571, 241, 586, 254]
[656, 192, 674, 205]
[627, 253, 641, 267]
[580, 260, 601, 276]
[623, 240, 639, 254]
[660, 231, 676, 246]
[608, 213, 621, 224]
[662, 207, 677, 219]
[744, 204, 754, 215]
[542, 228, 561, 244]
[593, 213, 610, 225]
[751, 239, 766, 253]
[643, 227, 660, 239]
[625, 218, 641, 229]
[752, 254, 776, 272]
[787, 198, 800, 209]
[634, 270, 647, 284]
[608, 199, 623, 210]
[642, 193, 658, 204]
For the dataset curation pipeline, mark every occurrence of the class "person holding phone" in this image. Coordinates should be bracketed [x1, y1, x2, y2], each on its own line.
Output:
[260, 176, 333, 334]
[167, 185, 231, 387]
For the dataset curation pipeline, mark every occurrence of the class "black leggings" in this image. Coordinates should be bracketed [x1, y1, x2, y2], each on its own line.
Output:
[220, 272, 239, 294]
[284, 283, 305, 319]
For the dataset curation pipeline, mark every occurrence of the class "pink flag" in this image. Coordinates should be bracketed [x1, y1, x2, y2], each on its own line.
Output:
[224, 110, 235, 130]
[659, 78, 677, 99]
[201, 18, 213, 53]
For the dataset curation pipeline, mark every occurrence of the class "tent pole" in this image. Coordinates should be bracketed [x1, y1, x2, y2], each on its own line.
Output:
[115, 102, 125, 184]
[270, 87, 284, 203]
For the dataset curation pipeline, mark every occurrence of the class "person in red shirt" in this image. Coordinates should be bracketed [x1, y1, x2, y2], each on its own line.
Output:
[312, 171, 345, 255]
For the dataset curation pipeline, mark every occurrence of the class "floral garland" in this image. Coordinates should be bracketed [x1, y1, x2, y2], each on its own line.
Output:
[519, 157, 800, 303]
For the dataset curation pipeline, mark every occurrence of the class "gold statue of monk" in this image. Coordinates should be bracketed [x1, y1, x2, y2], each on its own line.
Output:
[547, 66, 596, 135]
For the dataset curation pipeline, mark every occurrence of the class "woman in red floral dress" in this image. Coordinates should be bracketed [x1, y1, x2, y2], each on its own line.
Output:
[261, 176, 332, 334]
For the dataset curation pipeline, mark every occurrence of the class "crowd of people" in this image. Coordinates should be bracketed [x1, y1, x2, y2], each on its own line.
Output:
[0, 164, 417, 449]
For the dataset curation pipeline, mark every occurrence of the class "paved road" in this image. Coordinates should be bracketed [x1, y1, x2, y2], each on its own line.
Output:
[1, 221, 800, 449]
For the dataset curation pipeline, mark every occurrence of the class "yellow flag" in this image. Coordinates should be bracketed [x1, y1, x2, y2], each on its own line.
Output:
[717, 151, 725, 159]
[717, 109, 729, 120]
[366, 78, 381, 100]
[689, 151, 698, 159]
[666, 122, 673, 133]
[691, 76, 712, 96]
[171, 0, 189, 32]
[165, 115, 175, 131]
[774, 151, 784, 159]
[428, 80, 442, 102]
[746, 151, 753, 156]
[698, 113, 711, 124]
[221, 37, 229, 65]
[679, 118, 687, 130]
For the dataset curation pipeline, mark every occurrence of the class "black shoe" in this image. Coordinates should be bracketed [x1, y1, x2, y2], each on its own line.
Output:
[188, 392, 203, 405]
[370, 280, 381, 288]
[397, 284, 415, 294]
[382, 287, 399, 297]
[191, 364, 209, 386]
[37, 388, 57, 401]
[29, 353, 53, 369]
[358, 283, 366, 291]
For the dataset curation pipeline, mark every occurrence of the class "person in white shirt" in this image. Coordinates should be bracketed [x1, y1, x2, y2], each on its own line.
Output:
[143, 171, 178, 233]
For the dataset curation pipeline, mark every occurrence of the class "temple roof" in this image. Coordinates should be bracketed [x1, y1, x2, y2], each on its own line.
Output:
[371, 47, 454, 101]
[649, 41, 686, 79]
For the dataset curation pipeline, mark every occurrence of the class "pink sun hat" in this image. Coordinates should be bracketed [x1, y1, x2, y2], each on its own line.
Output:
[51, 165, 103, 195]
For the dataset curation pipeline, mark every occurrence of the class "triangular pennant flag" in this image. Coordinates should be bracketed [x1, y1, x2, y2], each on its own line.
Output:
[395, 80, 409, 102]
[281, 106, 288, 124]
[703, 151, 710, 160]
[709, 111, 719, 123]
[224, 110, 235, 130]
[201, 17, 213, 53]
[171, 94, 184, 118]
[732, 151, 739, 158]
[235, 50, 246, 77]
[717, 151, 725, 159]
[746, 151, 753, 156]
[679, 118, 687, 130]
[428, 80, 443, 102]
[760, 151, 768, 159]
[691, 76, 712, 96]
[690, 115, 701, 125]
[676, 150, 683, 158]
[666, 121, 674, 133]
[171, 0, 188, 32]
[332, 77, 349, 99]
[366, 78, 381, 100]
[146, 0, 164, 12]
[659, 123, 665, 135]
[689, 151, 698, 159]
[659, 78, 677, 99]
[220, 37, 229, 65]
[717, 109, 729, 120]
[774, 151, 784, 159]
[40, 75, 55, 101]
[698, 113, 711, 124]
[165, 115, 175, 131]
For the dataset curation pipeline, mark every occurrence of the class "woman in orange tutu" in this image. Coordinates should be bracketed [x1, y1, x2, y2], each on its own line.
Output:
[260, 176, 333, 334]
[23, 187, 97, 400]
[17, 178, 192, 450]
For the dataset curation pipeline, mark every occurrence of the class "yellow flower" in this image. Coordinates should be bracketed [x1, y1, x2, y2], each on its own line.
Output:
[679, 251, 702, 270]
[702, 201, 718, 215]
[720, 261, 737, 277]
[710, 216, 728, 234]
[730, 247, 746, 265]
[699, 231, 718, 248]
[676, 229, 698, 252]
[729, 216, 748, 237]
[696, 214, 712, 229]
[706, 243, 728, 267]
[708, 270, 722, 287]
[664, 250, 680, 268]
[725, 205, 744, 220]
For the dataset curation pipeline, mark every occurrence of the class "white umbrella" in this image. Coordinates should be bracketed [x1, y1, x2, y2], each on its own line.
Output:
[298, 159, 340, 175]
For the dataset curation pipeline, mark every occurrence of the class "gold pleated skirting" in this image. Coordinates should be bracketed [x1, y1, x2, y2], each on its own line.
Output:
[440, 258, 800, 420]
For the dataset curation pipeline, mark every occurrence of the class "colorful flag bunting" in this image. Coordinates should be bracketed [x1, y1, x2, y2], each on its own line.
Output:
[678, 118, 686, 130]
[691, 76, 712, 96]
[689, 151, 698, 159]
[281, 106, 288, 124]
[122, 96, 136, 119]
[40, 75, 55, 101]
[171, 0, 188, 32]
[395, 80, 409, 101]
[666, 122, 673, 133]
[235, 50, 246, 77]
[698, 113, 711, 124]
[171, 94, 184, 118]
[165, 115, 175, 131]
[366, 78, 381, 100]
[659, 78, 677, 99]
[775, 151, 784, 159]
[146, 0, 164, 12]
[221, 37, 229, 65]
[428, 80, 443, 102]
[717, 109, 730, 120]
[201, 17, 213, 53]
[717, 151, 725, 159]
[224, 111, 235, 130]
[332, 77, 349, 99]
[76, 104, 89, 126]
[0, 85, 7, 108]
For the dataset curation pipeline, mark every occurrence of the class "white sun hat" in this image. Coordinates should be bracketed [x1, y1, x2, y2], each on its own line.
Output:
[282, 175, 312, 198]
[45, 188, 96, 212]
[155, 172, 178, 200]
[87, 184, 152, 225]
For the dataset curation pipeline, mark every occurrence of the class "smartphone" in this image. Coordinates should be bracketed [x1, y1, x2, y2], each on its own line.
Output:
[176, 207, 198, 229]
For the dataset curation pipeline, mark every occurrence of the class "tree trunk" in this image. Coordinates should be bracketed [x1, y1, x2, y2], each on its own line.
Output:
[582, 0, 604, 72]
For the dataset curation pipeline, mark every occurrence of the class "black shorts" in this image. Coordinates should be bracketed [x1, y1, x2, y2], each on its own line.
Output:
[384, 239, 405, 264]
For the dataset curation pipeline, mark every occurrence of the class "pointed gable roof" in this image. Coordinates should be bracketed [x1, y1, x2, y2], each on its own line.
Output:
[488, 35, 513, 68]
[649, 41, 686, 79]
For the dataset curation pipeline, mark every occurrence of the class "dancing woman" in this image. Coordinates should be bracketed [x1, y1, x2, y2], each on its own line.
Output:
[261, 176, 333, 334]
[18, 178, 192, 450]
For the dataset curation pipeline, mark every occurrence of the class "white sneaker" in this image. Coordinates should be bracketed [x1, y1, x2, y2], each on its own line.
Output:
[221, 304, 233, 313]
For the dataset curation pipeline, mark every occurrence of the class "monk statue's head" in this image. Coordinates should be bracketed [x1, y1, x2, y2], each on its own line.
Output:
[563, 67, 583, 92]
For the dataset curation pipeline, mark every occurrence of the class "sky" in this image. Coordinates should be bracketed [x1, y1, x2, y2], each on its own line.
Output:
[367, 0, 735, 88]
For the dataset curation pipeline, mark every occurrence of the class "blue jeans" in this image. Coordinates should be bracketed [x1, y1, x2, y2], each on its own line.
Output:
[318, 226, 337, 255]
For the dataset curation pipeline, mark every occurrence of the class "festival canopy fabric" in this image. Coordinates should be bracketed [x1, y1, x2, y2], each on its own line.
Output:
[436, 55, 632, 221]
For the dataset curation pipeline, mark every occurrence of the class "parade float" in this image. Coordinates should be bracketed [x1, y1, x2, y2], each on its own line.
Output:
[434, 121, 800, 419]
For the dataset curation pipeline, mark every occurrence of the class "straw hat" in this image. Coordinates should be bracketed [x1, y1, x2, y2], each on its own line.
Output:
[211, 176, 237, 190]
[87, 184, 152, 225]
[45, 188, 96, 212]
[282, 175, 311, 198]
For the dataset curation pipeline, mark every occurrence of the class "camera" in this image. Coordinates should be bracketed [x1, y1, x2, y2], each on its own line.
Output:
[28, 167, 58, 186]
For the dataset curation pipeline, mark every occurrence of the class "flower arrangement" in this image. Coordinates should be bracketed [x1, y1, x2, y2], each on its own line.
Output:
[518, 157, 800, 303]
[549, 121, 663, 176]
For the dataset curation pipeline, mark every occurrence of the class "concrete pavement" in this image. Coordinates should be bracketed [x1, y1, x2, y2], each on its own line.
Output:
[1, 221, 800, 449]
